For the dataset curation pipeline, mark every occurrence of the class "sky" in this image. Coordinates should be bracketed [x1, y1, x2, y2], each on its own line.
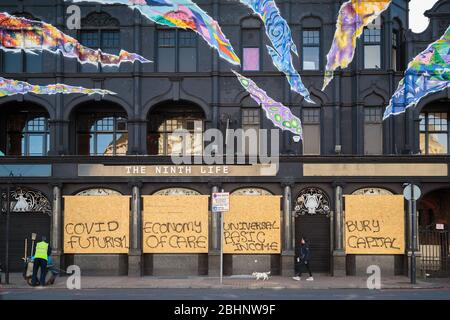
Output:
[409, 0, 440, 33]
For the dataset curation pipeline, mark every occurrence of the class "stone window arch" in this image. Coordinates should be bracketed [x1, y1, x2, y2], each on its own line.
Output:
[1, 187, 51, 215]
[231, 188, 273, 196]
[153, 188, 201, 196]
[351, 188, 394, 196]
[75, 188, 122, 196]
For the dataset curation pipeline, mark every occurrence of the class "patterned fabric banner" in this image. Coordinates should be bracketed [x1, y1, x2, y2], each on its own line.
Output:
[0, 77, 115, 97]
[239, 0, 313, 103]
[0, 11, 151, 66]
[66, 0, 240, 65]
[233, 70, 303, 141]
[384, 26, 450, 119]
[323, 0, 391, 90]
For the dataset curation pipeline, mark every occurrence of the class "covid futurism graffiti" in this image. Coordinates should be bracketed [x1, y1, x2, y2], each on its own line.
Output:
[383, 26, 450, 119]
[323, 0, 391, 90]
[65, 0, 240, 65]
[0, 11, 150, 66]
[233, 70, 303, 141]
[238, 0, 313, 103]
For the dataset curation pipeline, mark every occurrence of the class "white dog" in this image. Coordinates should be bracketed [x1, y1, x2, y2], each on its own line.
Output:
[252, 271, 271, 281]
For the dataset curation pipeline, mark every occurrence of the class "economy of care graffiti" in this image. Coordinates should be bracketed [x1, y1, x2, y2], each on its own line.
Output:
[344, 195, 405, 255]
[224, 196, 281, 254]
[63, 196, 130, 254]
[65, 0, 240, 65]
[0, 11, 150, 66]
[323, 0, 392, 90]
[142, 195, 209, 253]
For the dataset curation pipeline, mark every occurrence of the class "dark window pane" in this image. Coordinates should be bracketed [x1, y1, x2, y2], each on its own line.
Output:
[303, 47, 320, 70]
[242, 29, 260, 47]
[179, 31, 196, 47]
[4, 51, 22, 72]
[303, 30, 320, 45]
[101, 31, 120, 55]
[303, 108, 320, 124]
[80, 31, 99, 48]
[364, 107, 382, 123]
[25, 52, 42, 72]
[179, 47, 197, 72]
[158, 30, 175, 47]
[158, 47, 176, 72]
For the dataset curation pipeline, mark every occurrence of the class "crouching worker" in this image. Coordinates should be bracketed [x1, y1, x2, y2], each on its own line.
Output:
[32, 236, 52, 287]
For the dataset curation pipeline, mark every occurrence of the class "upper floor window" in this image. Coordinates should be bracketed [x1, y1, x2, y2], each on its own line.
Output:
[302, 30, 320, 70]
[242, 108, 261, 155]
[364, 107, 383, 155]
[302, 108, 321, 155]
[157, 29, 197, 72]
[2, 13, 42, 73]
[420, 112, 448, 155]
[79, 12, 121, 72]
[77, 113, 128, 156]
[242, 29, 261, 71]
[6, 114, 49, 156]
[363, 17, 382, 70]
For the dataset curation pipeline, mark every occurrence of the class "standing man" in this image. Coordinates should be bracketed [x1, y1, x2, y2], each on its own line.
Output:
[293, 238, 314, 281]
[32, 236, 51, 287]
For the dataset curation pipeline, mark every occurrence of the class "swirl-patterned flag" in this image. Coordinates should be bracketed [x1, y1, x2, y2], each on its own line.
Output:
[66, 0, 240, 65]
[0, 77, 115, 97]
[239, 0, 313, 103]
[383, 26, 450, 119]
[233, 70, 303, 141]
[0, 12, 150, 66]
[323, 0, 391, 90]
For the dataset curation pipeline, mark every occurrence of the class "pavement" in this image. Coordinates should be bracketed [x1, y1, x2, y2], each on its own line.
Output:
[1, 273, 449, 290]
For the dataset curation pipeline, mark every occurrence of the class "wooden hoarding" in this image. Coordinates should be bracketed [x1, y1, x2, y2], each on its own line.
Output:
[63, 196, 130, 254]
[344, 195, 405, 255]
[142, 196, 209, 253]
[223, 196, 281, 254]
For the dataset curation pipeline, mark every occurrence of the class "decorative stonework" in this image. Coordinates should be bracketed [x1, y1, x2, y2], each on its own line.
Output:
[81, 12, 120, 28]
[76, 188, 122, 196]
[294, 188, 330, 217]
[154, 188, 201, 196]
[231, 188, 272, 196]
[352, 188, 394, 196]
[1, 188, 51, 215]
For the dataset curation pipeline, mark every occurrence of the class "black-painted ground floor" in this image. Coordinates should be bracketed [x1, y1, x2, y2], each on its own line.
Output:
[1, 169, 449, 277]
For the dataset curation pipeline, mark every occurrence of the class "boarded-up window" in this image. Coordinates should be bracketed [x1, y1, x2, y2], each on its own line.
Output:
[302, 108, 321, 155]
[364, 107, 383, 155]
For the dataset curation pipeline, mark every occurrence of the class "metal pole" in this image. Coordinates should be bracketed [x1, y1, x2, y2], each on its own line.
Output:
[5, 185, 10, 284]
[410, 184, 416, 284]
[220, 211, 223, 285]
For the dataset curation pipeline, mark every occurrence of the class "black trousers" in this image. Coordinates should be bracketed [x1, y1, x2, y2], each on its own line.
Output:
[295, 260, 312, 277]
[32, 258, 47, 286]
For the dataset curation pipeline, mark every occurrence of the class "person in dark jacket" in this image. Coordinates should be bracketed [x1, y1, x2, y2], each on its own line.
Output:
[293, 238, 313, 281]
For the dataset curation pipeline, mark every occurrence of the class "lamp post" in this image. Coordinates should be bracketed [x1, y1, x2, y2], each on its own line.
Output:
[4, 184, 11, 284]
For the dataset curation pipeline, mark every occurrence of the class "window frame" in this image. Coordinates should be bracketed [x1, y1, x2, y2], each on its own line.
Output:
[241, 28, 262, 72]
[301, 28, 321, 71]
[420, 112, 449, 155]
[156, 28, 198, 73]
[76, 113, 128, 156]
[362, 18, 383, 70]
[6, 113, 49, 156]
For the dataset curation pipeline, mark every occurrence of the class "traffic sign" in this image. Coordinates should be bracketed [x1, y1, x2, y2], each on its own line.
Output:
[212, 192, 230, 213]
[403, 184, 421, 201]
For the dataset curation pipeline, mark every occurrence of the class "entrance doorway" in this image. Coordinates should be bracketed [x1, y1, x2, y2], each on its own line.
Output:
[418, 189, 450, 277]
[0, 188, 51, 272]
[294, 188, 331, 273]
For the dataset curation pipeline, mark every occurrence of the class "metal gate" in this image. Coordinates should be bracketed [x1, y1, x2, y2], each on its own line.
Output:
[419, 230, 450, 277]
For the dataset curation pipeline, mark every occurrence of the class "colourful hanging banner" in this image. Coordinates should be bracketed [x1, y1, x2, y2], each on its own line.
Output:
[0, 77, 115, 97]
[384, 26, 450, 119]
[0, 11, 151, 66]
[323, 0, 391, 90]
[239, 0, 313, 103]
[65, 0, 240, 65]
[233, 70, 303, 141]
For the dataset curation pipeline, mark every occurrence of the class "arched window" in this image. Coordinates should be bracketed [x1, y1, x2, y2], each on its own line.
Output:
[153, 188, 201, 196]
[241, 18, 262, 71]
[157, 27, 197, 72]
[1, 12, 42, 73]
[79, 12, 121, 72]
[363, 17, 382, 70]
[73, 102, 128, 156]
[420, 110, 449, 155]
[147, 102, 204, 156]
[76, 188, 122, 196]
[0, 103, 49, 156]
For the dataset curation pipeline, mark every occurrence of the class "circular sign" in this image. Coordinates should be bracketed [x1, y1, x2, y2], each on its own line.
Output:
[403, 184, 421, 201]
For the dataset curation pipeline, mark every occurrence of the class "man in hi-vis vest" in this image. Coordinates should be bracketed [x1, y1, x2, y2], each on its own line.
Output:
[32, 236, 52, 287]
